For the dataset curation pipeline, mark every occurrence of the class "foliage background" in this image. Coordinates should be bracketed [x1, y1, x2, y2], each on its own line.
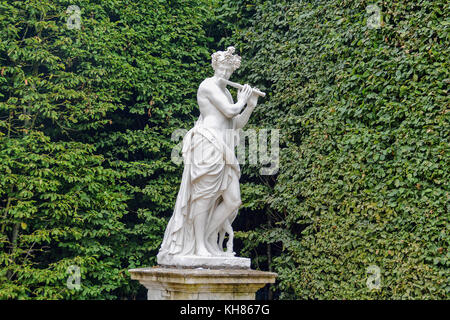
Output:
[0, 0, 448, 299]
[0, 0, 215, 299]
[217, 0, 449, 299]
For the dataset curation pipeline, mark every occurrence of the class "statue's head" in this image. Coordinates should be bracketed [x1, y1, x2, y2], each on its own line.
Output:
[211, 46, 241, 80]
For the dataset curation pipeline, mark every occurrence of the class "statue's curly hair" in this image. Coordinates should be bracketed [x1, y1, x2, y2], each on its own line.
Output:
[211, 46, 241, 71]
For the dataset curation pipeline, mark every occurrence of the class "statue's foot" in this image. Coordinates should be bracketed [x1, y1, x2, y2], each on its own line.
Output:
[196, 248, 212, 257]
[206, 236, 224, 256]
[212, 249, 224, 256]
[216, 251, 229, 257]
[226, 243, 235, 256]
[224, 251, 236, 257]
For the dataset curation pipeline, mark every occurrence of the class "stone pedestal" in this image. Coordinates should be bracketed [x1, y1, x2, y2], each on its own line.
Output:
[129, 267, 277, 300]
[157, 254, 251, 269]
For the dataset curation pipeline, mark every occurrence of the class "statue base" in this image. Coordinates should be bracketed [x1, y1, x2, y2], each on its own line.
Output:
[129, 267, 277, 300]
[157, 254, 251, 269]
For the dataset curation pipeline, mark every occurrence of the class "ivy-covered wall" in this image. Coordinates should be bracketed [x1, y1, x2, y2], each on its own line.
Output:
[217, 0, 449, 299]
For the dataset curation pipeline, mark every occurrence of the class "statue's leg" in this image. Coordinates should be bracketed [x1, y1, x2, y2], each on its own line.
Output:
[206, 175, 241, 244]
[223, 219, 235, 256]
[225, 210, 239, 255]
[204, 198, 225, 255]
[218, 229, 226, 252]
[205, 229, 222, 255]
[191, 197, 213, 256]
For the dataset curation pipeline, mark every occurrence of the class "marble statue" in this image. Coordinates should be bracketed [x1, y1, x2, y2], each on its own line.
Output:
[157, 47, 265, 268]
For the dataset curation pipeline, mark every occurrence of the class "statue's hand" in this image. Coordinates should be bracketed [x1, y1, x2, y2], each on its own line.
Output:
[237, 84, 252, 104]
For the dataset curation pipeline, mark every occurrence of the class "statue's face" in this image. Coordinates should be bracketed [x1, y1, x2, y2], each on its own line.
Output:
[214, 63, 234, 80]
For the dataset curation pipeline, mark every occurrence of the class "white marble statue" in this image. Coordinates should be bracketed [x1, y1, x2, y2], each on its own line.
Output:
[157, 47, 265, 268]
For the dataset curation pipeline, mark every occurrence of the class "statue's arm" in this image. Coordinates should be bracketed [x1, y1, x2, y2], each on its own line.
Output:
[233, 93, 258, 129]
[200, 84, 249, 118]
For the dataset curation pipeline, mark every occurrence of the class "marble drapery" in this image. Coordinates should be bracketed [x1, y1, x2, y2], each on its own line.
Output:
[157, 115, 240, 262]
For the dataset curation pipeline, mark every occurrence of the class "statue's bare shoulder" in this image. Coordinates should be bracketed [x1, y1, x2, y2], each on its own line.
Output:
[198, 77, 220, 97]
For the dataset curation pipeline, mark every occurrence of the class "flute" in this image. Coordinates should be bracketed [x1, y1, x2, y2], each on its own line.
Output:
[219, 78, 266, 98]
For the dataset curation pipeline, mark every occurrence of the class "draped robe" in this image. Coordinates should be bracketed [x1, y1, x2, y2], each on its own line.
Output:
[157, 115, 240, 262]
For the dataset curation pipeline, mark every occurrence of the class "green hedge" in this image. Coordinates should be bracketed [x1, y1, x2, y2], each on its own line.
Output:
[0, 0, 215, 299]
[217, 0, 449, 299]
